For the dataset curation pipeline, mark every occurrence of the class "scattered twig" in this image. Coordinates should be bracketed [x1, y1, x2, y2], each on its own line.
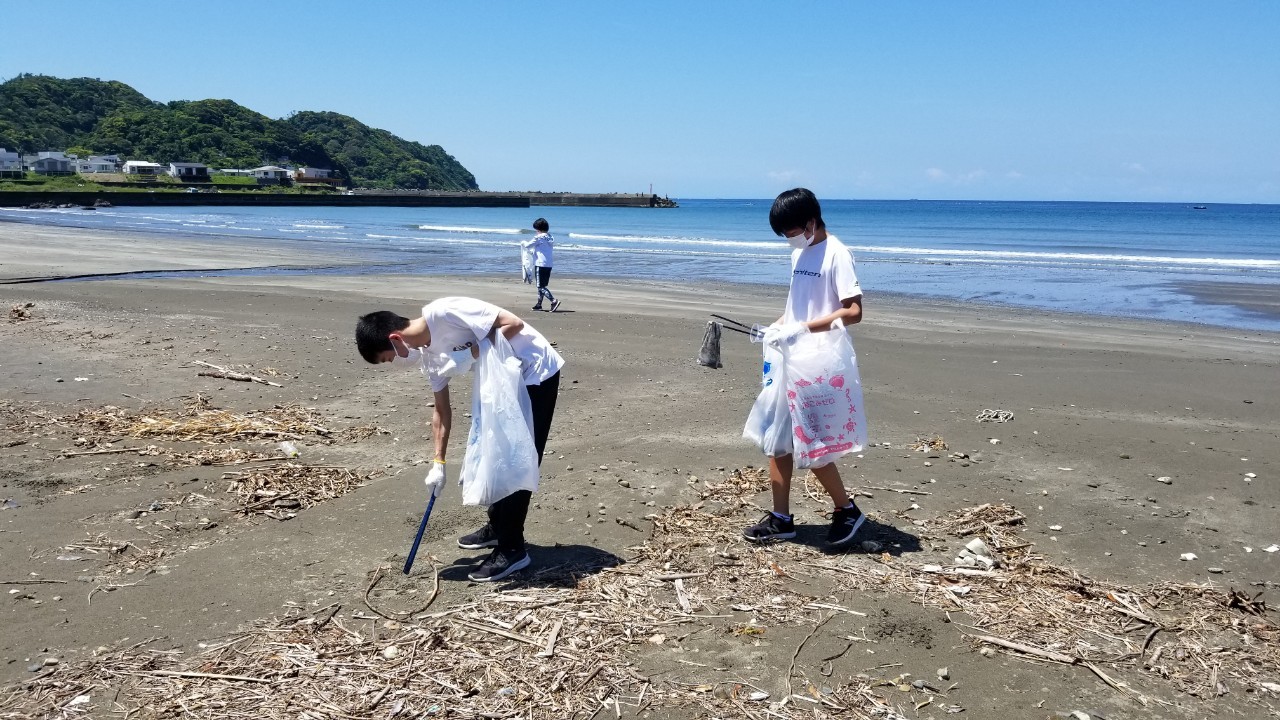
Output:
[363, 563, 440, 621]
[191, 360, 283, 387]
[966, 632, 1076, 664]
[861, 485, 932, 496]
[2, 579, 68, 585]
[61, 446, 145, 457]
[787, 614, 834, 697]
[126, 669, 274, 684]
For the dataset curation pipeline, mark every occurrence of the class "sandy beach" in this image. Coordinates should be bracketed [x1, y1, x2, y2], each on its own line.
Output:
[2, 225, 1277, 718]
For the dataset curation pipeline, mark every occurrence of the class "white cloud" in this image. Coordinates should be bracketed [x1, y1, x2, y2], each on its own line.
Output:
[1006, 170, 1023, 179]
[1125, 162, 1148, 174]
[768, 170, 800, 183]
[926, 167, 988, 185]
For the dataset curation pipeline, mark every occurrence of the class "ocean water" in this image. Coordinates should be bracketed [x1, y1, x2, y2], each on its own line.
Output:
[3, 199, 1279, 331]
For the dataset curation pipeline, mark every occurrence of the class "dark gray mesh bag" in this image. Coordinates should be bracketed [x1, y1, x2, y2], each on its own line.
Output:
[698, 321, 723, 369]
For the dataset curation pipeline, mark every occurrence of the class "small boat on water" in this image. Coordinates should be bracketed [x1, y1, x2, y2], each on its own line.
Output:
[1192, 205, 1208, 210]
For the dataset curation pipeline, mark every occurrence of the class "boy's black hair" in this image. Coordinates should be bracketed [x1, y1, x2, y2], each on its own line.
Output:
[532, 217, 550, 232]
[769, 188, 825, 236]
[355, 310, 411, 363]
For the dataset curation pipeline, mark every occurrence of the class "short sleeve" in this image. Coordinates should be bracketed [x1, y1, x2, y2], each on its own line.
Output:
[830, 244, 861, 302]
[432, 297, 500, 345]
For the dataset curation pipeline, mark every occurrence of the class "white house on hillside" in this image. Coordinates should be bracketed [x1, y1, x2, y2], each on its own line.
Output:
[294, 167, 341, 185]
[122, 160, 165, 175]
[76, 155, 120, 173]
[250, 165, 290, 185]
[168, 162, 209, 179]
[0, 148, 20, 170]
[251, 165, 290, 180]
[30, 152, 73, 174]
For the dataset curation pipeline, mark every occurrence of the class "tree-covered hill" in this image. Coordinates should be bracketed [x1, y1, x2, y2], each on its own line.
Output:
[286, 111, 476, 192]
[0, 74, 477, 190]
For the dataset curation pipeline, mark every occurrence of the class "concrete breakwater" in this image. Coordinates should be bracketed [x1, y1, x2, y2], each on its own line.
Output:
[0, 191, 529, 209]
[348, 190, 678, 208]
[0, 191, 678, 209]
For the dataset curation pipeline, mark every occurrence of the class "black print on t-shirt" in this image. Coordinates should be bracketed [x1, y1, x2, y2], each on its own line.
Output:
[794, 269, 822, 277]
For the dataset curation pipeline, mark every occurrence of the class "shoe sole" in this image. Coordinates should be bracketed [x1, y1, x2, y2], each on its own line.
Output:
[457, 538, 499, 550]
[743, 531, 797, 543]
[828, 514, 867, 546]
[468, 553, 531, 582]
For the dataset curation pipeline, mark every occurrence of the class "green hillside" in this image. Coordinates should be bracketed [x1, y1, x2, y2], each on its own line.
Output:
[0, 74, 477, 190]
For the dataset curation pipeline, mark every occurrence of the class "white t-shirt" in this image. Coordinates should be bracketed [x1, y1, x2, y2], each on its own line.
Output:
[422, 297, 565, 392]
[782, 234, 862, 324]
[522, 233, 555, 268]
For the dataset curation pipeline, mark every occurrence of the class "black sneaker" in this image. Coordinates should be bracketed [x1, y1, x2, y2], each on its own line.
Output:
[743, 512, 796, 542]
[532, 304, 544, 311]
[550, 299, 561, 312]
[457, 524, 499, 550]
[827, 504, 867, 546]
[468, 547, 531, 582]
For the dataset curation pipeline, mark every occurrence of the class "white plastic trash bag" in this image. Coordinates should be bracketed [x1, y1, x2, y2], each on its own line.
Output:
[743, 343, 794, 457]
[460, 334, 539, 506]
[784, 329, 867, 468]
[521, 245, 535, 284]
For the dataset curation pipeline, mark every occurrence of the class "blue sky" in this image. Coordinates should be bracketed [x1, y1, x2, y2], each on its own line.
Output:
[4, 2, 1278, 202]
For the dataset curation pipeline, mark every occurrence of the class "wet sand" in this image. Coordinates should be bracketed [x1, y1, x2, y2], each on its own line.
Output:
[1174, 278, 1280, 323]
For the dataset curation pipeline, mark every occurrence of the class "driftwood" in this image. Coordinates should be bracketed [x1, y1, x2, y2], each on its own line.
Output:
[861, 485, 931, 496]
[966, 632, 1077, 664]
[61, 446, 144, 457]
[191, 360, 282, 387]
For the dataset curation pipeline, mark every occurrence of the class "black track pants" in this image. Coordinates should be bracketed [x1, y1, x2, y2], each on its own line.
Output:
[488, 371, 560, 551]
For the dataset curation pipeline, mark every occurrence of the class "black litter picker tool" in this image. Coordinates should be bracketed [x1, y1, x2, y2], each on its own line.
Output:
[699, 314, 761, 369]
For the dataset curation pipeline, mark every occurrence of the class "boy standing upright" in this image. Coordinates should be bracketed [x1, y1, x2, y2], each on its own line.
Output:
[744, 188, 868, 547]
[356, 297, 563, 581]
[522, 218, 562, 312]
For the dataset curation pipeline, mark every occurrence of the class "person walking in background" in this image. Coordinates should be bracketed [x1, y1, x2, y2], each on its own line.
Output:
[523, 218, 561, 312]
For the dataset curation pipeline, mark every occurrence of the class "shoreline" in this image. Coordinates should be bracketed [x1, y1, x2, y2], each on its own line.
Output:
[7, 219, 1280, 333]
[5, 222, 1280, 337]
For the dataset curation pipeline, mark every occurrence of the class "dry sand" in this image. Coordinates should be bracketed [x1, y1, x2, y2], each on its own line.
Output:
[1, 224, 1278, 718]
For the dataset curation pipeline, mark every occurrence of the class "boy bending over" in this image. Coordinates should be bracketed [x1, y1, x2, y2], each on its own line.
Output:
[356, 297, 563, 582]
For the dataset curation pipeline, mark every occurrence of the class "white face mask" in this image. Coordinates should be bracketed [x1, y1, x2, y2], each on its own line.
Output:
[386, 346, 424, 373]
[786, 224, 812, 250]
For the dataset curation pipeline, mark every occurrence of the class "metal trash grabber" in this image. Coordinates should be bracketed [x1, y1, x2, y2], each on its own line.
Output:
[710, 313, 761, 337]
[403, 494, 437, 575]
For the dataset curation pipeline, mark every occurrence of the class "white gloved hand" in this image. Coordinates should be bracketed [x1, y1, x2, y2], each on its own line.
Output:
[423, 461, 446, 497]
[433, 347, 476, 379]
[763, 322, 809, 348]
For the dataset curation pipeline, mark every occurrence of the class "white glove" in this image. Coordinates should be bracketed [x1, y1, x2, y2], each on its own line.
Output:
[433, 348, 476, 379]
[423, 461, 446, 497]
[763, 322, 809, 349]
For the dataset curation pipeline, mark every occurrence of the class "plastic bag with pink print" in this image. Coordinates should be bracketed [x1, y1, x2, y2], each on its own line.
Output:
[782, 329, 867, 468]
